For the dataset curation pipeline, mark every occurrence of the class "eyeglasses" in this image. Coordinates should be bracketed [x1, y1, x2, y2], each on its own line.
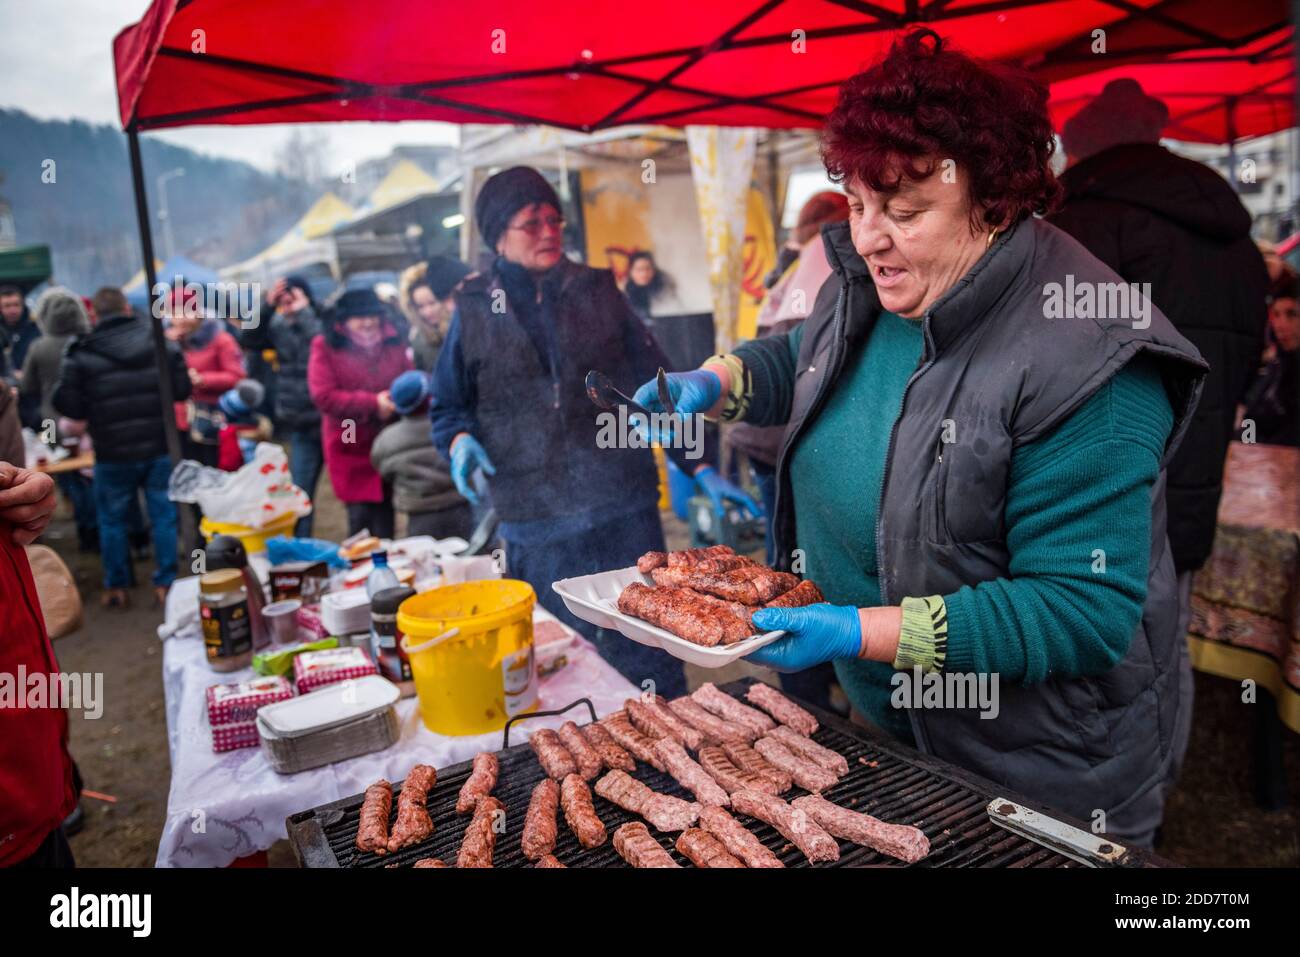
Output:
[508, 215, 566, 237]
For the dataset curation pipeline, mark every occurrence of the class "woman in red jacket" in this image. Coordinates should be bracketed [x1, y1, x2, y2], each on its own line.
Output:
[308, 288, 411, 537]
[0, 462, 77, 868]
[165, 286, 246, 467]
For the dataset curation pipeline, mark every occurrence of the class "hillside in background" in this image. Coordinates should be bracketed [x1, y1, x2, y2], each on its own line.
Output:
[0, 108, 316, 293]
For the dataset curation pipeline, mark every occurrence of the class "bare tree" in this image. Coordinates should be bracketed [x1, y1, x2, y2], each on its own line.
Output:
[274, 127, 331, 186]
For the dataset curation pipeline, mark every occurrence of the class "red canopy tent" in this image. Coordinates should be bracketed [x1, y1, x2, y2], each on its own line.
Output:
[111, 0, 1294, 462]
[116, 0, 1289, 132]
[1048, 26, 1294, 144]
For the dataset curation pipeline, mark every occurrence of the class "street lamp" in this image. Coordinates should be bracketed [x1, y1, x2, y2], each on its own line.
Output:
[156, 167, 186, 261]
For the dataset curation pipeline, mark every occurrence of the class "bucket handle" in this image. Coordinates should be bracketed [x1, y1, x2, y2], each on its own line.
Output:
[400, 627, 461, 656]
[502, 697, 597, 750]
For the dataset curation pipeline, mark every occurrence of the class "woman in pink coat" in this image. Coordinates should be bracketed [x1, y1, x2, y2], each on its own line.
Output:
[307, 287, 411, 537]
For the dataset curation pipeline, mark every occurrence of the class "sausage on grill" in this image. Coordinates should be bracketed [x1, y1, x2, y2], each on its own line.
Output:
[457, 795, 504, 868]
[520, 778, 560, 861]
[455, 752, 498, 814]
[355, 780, 392, 855]
[698, 746, 781, 796]
[676, 827, 744, 868]
[720, 740, 793, 794]
[731, 789, 839, 863]
[644, 694, 705, 750]
[530, 728, 579, 780]
[653, 737, 731, 807]
[692, 682, 777, 738]
[601, 711, 665, 771]
[792, 794, 930, 864]
[594, 769, 700, 832]
[388, 764, 436, 852]
[754, 736, 839, 793]
[667, 697, 752, 745]
[580, 720, 637, 772]
[698, 804, 784, 868]
[745, 682, 819, 736]
[613, 821, 680, 868]
[768, 725, 848, 776]
[561, 773, 607, 848]
[558, 720, 603, 780]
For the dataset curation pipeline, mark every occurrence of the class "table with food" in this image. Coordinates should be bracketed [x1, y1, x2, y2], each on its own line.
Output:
[157, 515, 1170, 869]
[155, 531, 640, 867]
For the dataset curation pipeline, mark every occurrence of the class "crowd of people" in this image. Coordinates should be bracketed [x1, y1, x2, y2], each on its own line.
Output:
[1, 27, 1297, 867]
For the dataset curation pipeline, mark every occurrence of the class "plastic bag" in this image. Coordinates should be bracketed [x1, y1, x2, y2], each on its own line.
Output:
[168, 442, 312, 528]
[265, 535, 348, 570]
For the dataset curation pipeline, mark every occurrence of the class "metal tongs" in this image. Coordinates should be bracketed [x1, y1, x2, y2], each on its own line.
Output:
[584, 369, 697, 474]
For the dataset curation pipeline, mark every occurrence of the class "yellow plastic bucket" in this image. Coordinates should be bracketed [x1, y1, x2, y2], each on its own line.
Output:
[200, 511, 298, 555]
[398, 580, 538, 736]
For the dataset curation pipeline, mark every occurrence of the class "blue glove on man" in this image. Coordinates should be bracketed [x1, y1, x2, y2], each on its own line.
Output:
[746, 603, 863, 672]
[449, 434, 495, 505]
[694, 465, 762, 519]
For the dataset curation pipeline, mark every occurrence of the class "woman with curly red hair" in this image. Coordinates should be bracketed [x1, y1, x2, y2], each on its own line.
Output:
[636, 30, 1208, 845]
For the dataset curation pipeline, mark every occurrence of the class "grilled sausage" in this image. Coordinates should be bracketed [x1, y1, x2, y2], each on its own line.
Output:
[355, 780, 392, 855]
[455, 752, 498, 814]
[387, 764, 436, 852]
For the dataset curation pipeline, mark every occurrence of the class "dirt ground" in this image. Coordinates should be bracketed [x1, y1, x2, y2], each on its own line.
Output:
[42, 474, 1299, 868]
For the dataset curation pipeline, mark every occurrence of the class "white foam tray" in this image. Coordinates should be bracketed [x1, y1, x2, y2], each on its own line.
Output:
[551, 565, 785, 668]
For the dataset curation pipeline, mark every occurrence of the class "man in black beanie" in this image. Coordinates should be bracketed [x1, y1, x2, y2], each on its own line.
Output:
[430, 166, 758, 698]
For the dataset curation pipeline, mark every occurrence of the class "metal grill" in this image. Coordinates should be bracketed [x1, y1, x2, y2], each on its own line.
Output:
[287, 677, 1160, 868]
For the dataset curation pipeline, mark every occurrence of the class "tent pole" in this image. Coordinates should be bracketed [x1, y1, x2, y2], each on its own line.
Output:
[127, 128, 196, 545]
[1225, 96, 1239, 194]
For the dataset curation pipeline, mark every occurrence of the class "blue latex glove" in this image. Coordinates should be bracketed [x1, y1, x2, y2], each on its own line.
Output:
[746, 604, 863, 672]
[631, 369, 723, 416]
[449, 434, 496, 505]
[694, 465, 762, 519]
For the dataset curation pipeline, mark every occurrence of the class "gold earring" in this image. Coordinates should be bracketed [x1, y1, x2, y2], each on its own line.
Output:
[986, 228, 999, 249]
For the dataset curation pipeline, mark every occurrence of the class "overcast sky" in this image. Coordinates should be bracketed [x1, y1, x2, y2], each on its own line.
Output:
[0, 0, 458, 172]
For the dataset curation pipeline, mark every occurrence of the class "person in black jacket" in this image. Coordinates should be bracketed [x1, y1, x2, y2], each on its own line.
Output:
[52, 287, 192, 608]
[260, 275, 324, 536]
[431, 167, 758, 699]
[1, 285, 40, 395]
[1239, 276, 1299, 447]
[1050, 77, 1269, 794]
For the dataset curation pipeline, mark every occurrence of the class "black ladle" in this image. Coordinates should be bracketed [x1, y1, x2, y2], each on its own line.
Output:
[584, 370, 699, 474]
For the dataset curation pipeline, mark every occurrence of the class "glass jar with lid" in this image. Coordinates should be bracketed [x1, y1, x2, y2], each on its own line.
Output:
[200, 569, 254, 672]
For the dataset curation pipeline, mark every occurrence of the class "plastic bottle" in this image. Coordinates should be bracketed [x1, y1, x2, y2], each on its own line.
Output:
[366, 551, 399, 600]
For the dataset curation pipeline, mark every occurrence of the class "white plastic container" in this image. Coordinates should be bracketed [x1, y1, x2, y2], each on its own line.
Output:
[551, 565, 786, 668]
[320, 588, 372, 636]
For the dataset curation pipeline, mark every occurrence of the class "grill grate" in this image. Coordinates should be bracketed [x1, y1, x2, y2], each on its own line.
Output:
[287, 678, 1137, 868]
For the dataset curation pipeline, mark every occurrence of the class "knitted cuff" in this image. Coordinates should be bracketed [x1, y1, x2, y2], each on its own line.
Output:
[703, 353, 750, 422]
[892, 595, 949, 673]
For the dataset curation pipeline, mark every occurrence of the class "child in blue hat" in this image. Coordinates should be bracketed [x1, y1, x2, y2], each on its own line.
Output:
[370, 370, 472, 539]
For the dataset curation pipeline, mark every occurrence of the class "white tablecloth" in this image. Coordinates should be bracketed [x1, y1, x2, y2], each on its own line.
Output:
[156, 575, 637, 867]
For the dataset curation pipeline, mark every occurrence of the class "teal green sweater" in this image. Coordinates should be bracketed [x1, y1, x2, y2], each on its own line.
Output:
[781, 312, 1174, 743]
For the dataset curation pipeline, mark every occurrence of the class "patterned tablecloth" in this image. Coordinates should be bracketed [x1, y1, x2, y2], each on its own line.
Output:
[1189, 442, 1300, 734]
[155, 575, 638, 867]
